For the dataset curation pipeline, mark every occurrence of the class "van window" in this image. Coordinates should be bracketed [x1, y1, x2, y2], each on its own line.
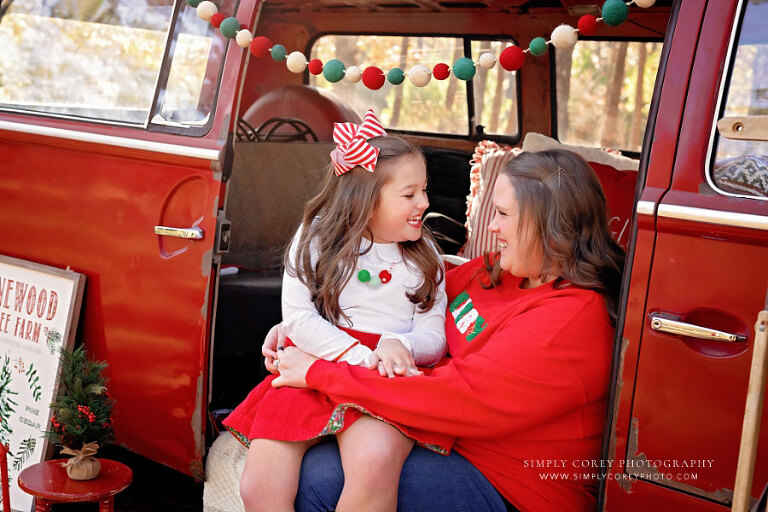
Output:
[0, 0, 229, 130]
[309, 35, 519, 139]
[709, 0, 768, 200]
[555, 40, 662, 153]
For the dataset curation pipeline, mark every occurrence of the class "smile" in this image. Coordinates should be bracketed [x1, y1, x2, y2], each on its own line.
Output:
[407, 216, 422, 226]
[499, 240, 508, 248]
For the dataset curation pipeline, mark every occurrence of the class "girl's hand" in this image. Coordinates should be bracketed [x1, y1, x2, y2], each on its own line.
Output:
[262, 323, 287, 375]
[271, 347, 319, 388]
[368, 338, 422, 378]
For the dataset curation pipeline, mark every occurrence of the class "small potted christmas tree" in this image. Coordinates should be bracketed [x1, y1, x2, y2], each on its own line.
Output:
[45, 345, 113, 480]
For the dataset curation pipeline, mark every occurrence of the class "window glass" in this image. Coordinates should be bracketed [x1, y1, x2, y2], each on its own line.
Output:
[710, 0, 768, 200]
[151, 1, 234, 129]
[555, 40, 662, 152]
[470, 40, 518, 138]
[310, 35, 468, 135]
[0, 0, 174, 124]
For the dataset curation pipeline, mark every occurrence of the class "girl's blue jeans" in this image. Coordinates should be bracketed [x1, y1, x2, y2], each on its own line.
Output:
[295, 442, 517, 512]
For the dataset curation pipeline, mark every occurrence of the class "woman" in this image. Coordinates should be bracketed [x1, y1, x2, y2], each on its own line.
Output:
[268, 149, 625, 511]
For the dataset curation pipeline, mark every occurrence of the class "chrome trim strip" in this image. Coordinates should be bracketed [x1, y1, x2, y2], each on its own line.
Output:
[636, 200, 656, 216]
[658, 204, 768, 231]
[0, 120, 220, 161]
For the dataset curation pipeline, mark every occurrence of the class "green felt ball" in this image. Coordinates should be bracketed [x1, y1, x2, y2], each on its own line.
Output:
[452, 57, 476, 81]
[528, 37, 548, 56]
[187, 0, 202, 7]
[387, 68, 405, 85]
[220, 17, 240, 39]
[357, 269, 371, 283]
[602, 0, 628, 26]
[270, 44, 287, 61]
[323, 59, 346, 83]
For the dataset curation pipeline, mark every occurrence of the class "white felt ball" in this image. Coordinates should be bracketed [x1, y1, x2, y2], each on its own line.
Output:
[635, 0, 656, 7]
[478, 53, 496, 70]
[196, 1, 218, 21]
[286, 52, 308, 73]
[346, 66, 363, 83]
[408, 64, 431, 87]
[235, 29, 252, 48]
[551, 24, 578, 49]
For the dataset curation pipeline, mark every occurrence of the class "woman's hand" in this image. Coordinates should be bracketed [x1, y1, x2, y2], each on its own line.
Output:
[262, 323, 287, 375]
[271, 346, 319, 388]
[368, 338, 423, 378]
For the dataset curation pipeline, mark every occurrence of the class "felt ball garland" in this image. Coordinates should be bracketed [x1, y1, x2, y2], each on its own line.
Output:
[190, 0, 644, 89]
[270, 44, 287, 61]
[308, 59, 324, 75]
[602, 0, 629, 26]
[220, 17, 240, 38]
[362, 67, 386, 90]
[323, 59, 346, 82]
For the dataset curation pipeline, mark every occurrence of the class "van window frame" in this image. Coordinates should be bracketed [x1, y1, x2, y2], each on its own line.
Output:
[0, 0, 234, 137]
[305, 31, 522, 144]
[552, 35, 665, 159]
[704, 0, 767, 202]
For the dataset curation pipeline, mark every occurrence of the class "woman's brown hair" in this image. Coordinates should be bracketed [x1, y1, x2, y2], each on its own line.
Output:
[285, 136, 444, 326]
[482, 149, 625, 323]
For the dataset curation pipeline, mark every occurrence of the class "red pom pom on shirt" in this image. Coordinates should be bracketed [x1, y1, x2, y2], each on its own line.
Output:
[499, 46, 525, 71]
[432, 63, 450, 80]
[308, 59, 324, 75]
[250, 36, 272, 58]
[578, 15, 598, 36]
[362, 67, 386, 90]
[379, 270, 392, 284]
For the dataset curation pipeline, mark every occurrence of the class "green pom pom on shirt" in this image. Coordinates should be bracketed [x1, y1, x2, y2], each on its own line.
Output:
[220, 17, 240, 39]
[602, 0, 629, 26]
[452, 57, 476, 81]
[323, 59, 346, 83]
[270, 44, 287, 61]
[387, 68, 405, 85]
[357, 269, 371, 283]
[528, 37, 548, 56]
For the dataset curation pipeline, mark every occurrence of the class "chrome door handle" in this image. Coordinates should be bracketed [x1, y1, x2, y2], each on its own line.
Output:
[649, 313, 747, 343]
[154, 226, 204, 240]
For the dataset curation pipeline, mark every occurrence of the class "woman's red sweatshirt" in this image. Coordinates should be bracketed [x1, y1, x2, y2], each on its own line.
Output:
[305, 257, 614, 511]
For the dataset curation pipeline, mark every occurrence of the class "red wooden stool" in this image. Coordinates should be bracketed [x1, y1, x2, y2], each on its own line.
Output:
[18, 459, 132, 512]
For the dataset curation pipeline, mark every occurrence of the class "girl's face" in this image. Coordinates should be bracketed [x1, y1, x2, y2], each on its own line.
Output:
[368, 154, 429, 244]
[488, 176, 546, 286]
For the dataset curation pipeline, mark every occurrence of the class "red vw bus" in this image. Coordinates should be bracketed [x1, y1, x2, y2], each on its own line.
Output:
[0, 0, 766, 509]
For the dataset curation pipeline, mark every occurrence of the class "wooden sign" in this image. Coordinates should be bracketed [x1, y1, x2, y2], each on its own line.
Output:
[0, 255, 85, 512]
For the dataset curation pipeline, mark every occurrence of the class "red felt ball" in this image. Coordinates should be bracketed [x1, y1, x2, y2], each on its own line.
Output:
[433, 63, 450, 80]
[249, 36, 272, 58]
[308, 58, 324, 75]
[210, 13, 225, 28]
[499, 45, 525, 71]
[379, 270, 392, 284]
[578, 14, 598, 36]
[362, 66, 386, 90]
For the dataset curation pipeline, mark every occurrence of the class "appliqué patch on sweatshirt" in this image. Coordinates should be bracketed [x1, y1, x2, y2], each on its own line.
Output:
[449, 291, 487, 342]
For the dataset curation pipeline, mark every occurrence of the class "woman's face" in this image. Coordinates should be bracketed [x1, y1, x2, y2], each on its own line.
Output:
[488, 176, 546, 285]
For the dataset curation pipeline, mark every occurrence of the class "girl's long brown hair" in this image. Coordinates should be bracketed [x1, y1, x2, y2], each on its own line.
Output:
[285, 136, 444, 326]
[482, 149, 625, 323]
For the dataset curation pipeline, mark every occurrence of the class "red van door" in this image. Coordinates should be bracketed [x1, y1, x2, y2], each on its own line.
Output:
[605, 0, 768, 509]
[0, 0, 254, 477]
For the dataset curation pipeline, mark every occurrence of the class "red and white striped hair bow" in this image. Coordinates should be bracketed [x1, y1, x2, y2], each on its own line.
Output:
[330, 109, 387, 176]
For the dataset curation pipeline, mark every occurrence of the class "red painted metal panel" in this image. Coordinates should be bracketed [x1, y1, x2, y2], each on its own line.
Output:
[608, 0, 768, 507]
[0, 133, 221, 478]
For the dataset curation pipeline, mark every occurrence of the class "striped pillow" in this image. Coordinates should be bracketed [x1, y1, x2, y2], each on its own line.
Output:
[459, 141, 520, 259]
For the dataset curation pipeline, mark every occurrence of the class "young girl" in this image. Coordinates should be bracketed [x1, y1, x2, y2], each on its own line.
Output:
[223, 110, 451, 512]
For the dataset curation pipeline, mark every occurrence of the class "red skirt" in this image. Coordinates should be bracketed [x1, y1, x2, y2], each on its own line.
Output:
[223, 328, 452, 454]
